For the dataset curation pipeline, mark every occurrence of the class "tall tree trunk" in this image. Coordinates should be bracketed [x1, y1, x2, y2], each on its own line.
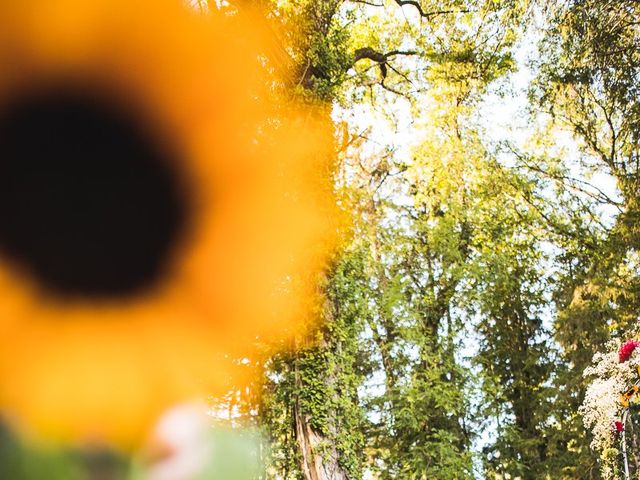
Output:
[293, 397, 349, 480]
[291, 299, 352, 480]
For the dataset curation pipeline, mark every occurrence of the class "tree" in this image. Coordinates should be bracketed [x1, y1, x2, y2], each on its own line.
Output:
[530, 1, 640, 476]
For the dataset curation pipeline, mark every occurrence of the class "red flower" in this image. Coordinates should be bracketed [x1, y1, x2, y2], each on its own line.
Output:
[614, 421, 625, 433]
[618, 339, 640, 363]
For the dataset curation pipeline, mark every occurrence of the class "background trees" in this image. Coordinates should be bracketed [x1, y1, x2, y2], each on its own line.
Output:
[228, 0, 640, 478]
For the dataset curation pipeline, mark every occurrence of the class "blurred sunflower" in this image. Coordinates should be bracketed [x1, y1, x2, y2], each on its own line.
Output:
[0, 0, 336, 447]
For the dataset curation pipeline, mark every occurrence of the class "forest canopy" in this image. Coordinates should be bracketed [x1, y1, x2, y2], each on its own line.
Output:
[245, 1, 640, 478]
[1, 0, 639, 479]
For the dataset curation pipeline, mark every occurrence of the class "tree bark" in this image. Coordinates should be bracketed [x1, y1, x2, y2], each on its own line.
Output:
[293, 401, 349, 480]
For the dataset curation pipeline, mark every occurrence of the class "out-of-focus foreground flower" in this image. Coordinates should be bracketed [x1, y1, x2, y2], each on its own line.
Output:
[136, 403, 262, 480]
[0, 0, 336, 447]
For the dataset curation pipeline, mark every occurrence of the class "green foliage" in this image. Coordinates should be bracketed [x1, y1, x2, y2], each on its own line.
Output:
[525, 1, 640, 477]
[0, 425, 120, 480]
[226, 1, 640, 479]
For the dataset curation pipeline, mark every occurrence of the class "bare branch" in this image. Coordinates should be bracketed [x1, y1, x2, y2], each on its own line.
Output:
[392, 0, 470, 19]
[352, 47, 417, 95]
[354, 48, 419, 62]
[348, 0, 384, 6]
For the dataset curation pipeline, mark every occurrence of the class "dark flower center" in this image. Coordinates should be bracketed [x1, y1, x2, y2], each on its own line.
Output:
[0, 88, 190, 300]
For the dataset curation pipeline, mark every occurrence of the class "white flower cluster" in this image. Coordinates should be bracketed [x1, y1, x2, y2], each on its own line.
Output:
[580, 345, 640, 454]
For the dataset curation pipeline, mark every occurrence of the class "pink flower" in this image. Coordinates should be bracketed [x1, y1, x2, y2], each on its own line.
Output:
[614, 420, 625, 433]
[618, 339, 640, 363]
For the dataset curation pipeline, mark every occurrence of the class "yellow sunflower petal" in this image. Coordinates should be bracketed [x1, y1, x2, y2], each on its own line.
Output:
[0, 0, 337, 447]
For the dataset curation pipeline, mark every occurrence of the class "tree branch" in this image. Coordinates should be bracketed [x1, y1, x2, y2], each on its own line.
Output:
[392, 0, 470, 19]
[352, 47, 417, 95]
[348, 0, 384, 6]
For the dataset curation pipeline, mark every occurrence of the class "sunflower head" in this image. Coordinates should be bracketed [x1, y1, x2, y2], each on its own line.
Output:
[0, 0, 337, 447]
